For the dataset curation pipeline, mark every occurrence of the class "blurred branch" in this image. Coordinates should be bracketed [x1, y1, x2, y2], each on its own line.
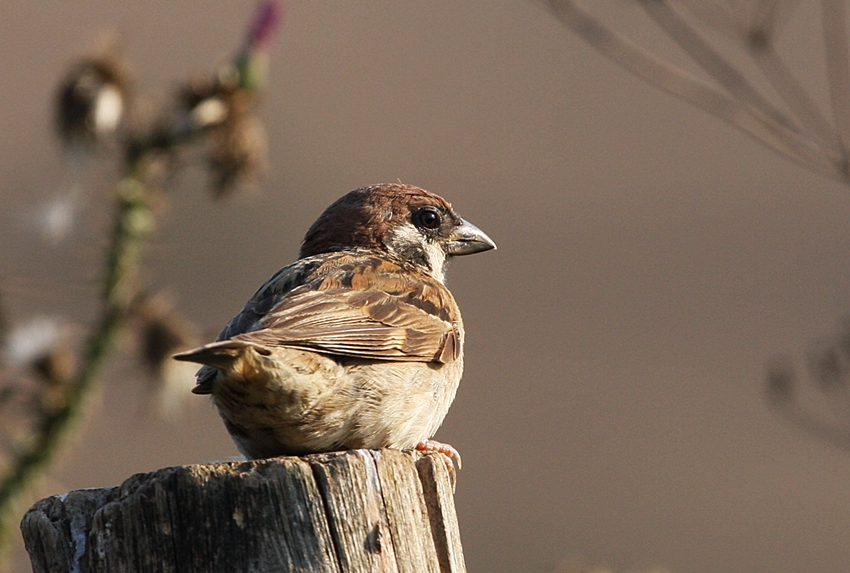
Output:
[0, 2, 281, 563]
[823, 0, 850, 151]
[541, 0, 850, 182]
[766, 319, 850, 452]
[0, 169, 152, 555]
[540, 0, 850, 453]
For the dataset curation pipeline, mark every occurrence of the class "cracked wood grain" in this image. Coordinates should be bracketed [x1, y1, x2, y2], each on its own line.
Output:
[20, 450, 465, 573]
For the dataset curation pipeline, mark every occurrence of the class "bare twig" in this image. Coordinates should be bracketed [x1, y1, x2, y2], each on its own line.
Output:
[542, 1, 838, 177]
[822, 0, 850, 155]
[542, 0, 850, 183]
[541, 0, 850, 452]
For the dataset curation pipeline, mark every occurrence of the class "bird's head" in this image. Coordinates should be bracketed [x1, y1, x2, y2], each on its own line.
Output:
[300, 183, 496, 282]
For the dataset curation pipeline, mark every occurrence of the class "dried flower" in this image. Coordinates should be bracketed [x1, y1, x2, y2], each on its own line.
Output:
[207, 113, 267, 197]
[4, 316, 63, 369]
[129, 293, 201, 417]
[2, 316, 75, 400]
[131, 293, 198, 375]
[56, 55, 129, 150]
[31, 347, 75, 389]
[171, 70, 267, 197]
[171, 72, 239, 138]
[153, 2, 279, 198]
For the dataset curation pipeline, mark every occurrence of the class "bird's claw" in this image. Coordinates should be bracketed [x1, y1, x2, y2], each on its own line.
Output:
[415, 439, 461, 486]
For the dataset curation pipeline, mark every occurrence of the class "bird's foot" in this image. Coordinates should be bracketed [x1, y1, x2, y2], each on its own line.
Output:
[415, 439, 462, 485]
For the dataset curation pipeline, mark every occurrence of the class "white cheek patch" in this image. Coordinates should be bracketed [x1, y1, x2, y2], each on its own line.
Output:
[389, 222, 447, 283]
[422, 241, 446, 283]
[389, 222, 421, 247]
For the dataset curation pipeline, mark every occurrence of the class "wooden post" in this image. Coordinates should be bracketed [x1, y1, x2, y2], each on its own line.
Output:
[20, 450, 465, 573]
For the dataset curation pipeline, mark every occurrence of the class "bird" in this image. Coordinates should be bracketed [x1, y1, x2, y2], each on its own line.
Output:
[174, 183, 495, 469]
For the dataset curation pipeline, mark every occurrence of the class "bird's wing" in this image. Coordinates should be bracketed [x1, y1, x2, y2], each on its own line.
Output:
[186, 256, 333, 394]
[212, 256, 327, 342]
[234, 255, 462, 364]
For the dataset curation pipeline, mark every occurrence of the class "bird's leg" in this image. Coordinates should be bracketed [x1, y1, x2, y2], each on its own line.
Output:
[415, 439, 462, 485]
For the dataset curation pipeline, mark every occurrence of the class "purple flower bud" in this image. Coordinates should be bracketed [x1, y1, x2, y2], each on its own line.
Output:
[246, 1, 284, 51]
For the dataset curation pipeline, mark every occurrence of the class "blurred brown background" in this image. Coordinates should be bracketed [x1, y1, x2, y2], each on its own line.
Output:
[2, 2, 850, 572]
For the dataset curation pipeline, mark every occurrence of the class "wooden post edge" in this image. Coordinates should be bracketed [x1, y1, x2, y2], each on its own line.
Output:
[20, 449, 465, 573]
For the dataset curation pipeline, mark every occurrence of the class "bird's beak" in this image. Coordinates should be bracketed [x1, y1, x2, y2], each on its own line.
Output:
[445, 218, 497, 256]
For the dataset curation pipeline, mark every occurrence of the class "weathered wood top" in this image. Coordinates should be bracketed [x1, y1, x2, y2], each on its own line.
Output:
[21, 449, 465, 573]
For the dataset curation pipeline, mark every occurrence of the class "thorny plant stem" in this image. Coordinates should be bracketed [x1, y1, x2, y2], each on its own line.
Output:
[0, 164, 154, 558]
[0, 4, 278, 566]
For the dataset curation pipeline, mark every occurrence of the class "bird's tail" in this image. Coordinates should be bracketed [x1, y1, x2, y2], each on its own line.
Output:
[173, 339, 271, 394]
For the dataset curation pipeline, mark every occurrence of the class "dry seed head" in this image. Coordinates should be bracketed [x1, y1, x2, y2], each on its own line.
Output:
[56, 55, 129, 149]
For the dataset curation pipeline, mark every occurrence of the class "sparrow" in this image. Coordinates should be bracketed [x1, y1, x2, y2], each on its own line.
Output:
[174, 183, 495, 469]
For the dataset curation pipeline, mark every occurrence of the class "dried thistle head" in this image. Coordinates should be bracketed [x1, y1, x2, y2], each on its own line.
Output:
[165, 67, 266, 198]
[31, 346, 75, 389]
[206, 112, 267, 198]
[32, 345, 77, 414]
[1, 316, 76, 414]
[201, 0, 281, 197]
[172, 70, 240, 136]
[56, 54, 129, 151]
[129, 293, 201, 417]
[130, 293, 199, 376]
[143, 2, 280, 198]
[5, 317, 64, 372]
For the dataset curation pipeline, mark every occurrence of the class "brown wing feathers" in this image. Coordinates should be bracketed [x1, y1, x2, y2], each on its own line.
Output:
[240, 258, 459, 363]
[179, 252, 461, 371]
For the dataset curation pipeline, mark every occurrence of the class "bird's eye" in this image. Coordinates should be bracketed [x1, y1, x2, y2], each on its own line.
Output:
[413, 208, 442, 230]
